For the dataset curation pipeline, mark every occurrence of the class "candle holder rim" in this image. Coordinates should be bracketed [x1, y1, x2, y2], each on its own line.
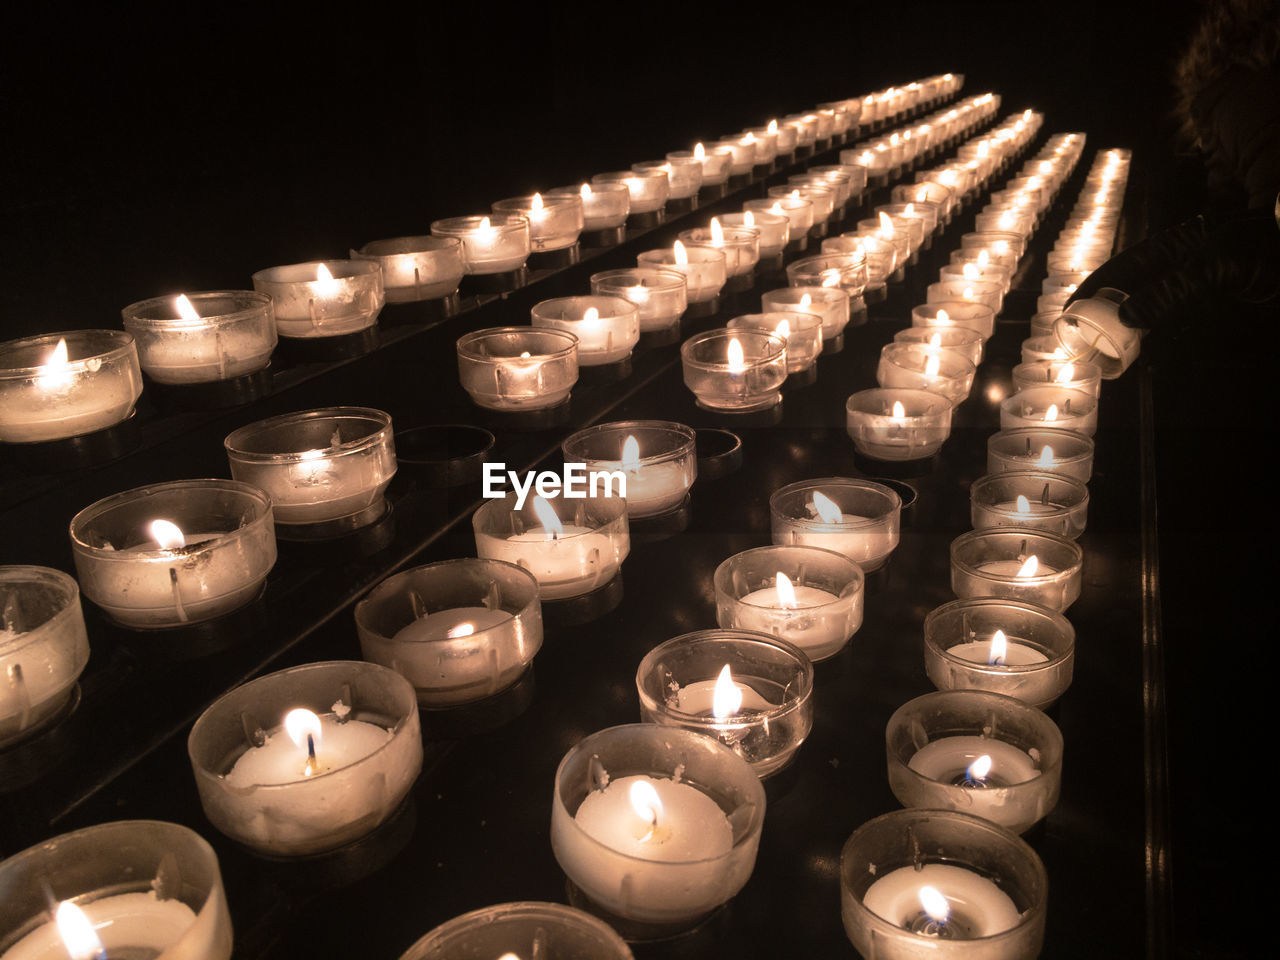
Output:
[553, 723, 766, 866]
[745, 195, 812, 212]
[0, 564, 83, 652]
[680, 329, 786, 369]
[456, 326, 579, 362]
[894, 325, 985, 346]
[676, 226, 762, 245]
[529, 295, 640, 322]
[589, 267, 688, 292]
[251, 259, 382, 284]
[121, 290, 273, 329]
[1000, 386, 1097, 414]
[492, 192, 585, 212]
[950, 528, 1083, 580]
[592, 168, 667, 184]
[223, 406, 393, 462]
[924, 596, 1075, 669]
[913, 301, 996, 318]
[713, 544, 865, 601]
[880, 341, 977, 379]
[68, 478, 273, 558]
[561, 420, 696, 465]
[987, 428, 1094, 463]
[846, 387, 953, 417]
[727, 311, 823, 334]
[473, 489, 628, 530]
[429, 213, 531, 232]
[638, 245, 727, 266]
[970, 471, 1090, 512]
[770, 477, 902, 525]
[398, 901, 633, 960]
[763, 285, 849, 305]
[353, 234, 462, 256]
[1011, 357, 1104, 382]
[788, 252, 868, 272]
[547, 181, 631, 200]
[0, 329, 137, 379]
[720, 210, 788, 226]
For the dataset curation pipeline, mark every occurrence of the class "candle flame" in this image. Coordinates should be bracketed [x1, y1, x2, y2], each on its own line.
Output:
[1054, 363, 1075, 383]
[149, 519, 186, 550]
[892, 400, 906, 419]
[820, 269, 842, 288]
[917, 188, 928, 203]
[630, 779, 663, 841]
[740, 132, 755, 145]
[54, 901, 105, 960]
[924, 352, 941, 378]
[1044, 404, 1059, 422]
[774, 571, 797, 609]
[918, 886, 950, 924]
[284, 707, 323, 775]
[582, 306, 600, 327]
[998, 211, 1015, 230]
[962, 287, 974, 302]
[774, 318, 791, 340]
[627, 283, 649, 304]
[878, 211, 895, 237]
[1016, 555, 1040, 577]
[1035, 445, 1055, 468]
[962, 263, 980, 281]
[935, 308, 950, 325]
[726, 337, 745, 372]
[929, 333, 942, 348]
[580, 182, 592, 198]
[1015, 494, 1032, 514]
[673, 239, 688, 266]
[743, 210, 755, 228]
[977, 250, 989, 267]
[798, 293, 812, 311]
[1051, 347, 1070, 360]
[770, 201, 785, 216]
[989, 629, 1009, 664]
[622, 435, 641, 471]
[967, 754, 993, 781]
[694, 142, 705, 161]
[904, 202, 914, 216]
[710, 217, 725, 246]
[994, 240, 1009, 255]
[531, 495, 565, 539]
[174, 294, 202, 323]
[712, 663, 744, 719]
[478, 216, 493, 234]
[811, 490, 843, 523]
[529, 192, 545, 217]
[446, 622, 476, 639]
[787, 189, 802, 201]
[37, 337, 73, 390]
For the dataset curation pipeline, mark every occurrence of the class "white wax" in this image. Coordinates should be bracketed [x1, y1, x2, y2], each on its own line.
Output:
[224, 711, 391, 787]
[138, 329, 273, 384]
[948, 639, 1049, 666]
[0, 892, 197, 960]
[271, 456, 388, 525]
[728, 583, 852, 660]
[908, 735, 1041, 786]
[477, 525, 625, 600]
[584, 460, 689, 518]
[977, 560, 1059, 577]
[392, 606, 512, 643]
[862, 863, 1022, 938]
[781, 518, 897, 571]
[674, 678, 774, 716]
[574, 775, 733, 862]
[0, 377, 138, 443]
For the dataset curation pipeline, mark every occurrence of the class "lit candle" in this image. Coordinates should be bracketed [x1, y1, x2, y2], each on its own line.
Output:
[350, 235, 465, 303]
[637, 240, 726, 303]
[122, 291, 276, 385]
[946, 628, 1049, 666]
[673, 663, 773, 716]
[251, 260, 384, 337]
[846, 388, 953, 461]
[530, 296, 639, 366]
[561, 420, 696, 520]
[861, 864, 1022, 939]
[589, 268, 688, 334]
[224, 705, 392, 786]
[430, 214, 532, 274]
[730, 572, 849, 658]
[492, 192, 584, 251]
[456, 327, 579, 411]
[1, 886, 203, 960]
[771, 481, 901, 572]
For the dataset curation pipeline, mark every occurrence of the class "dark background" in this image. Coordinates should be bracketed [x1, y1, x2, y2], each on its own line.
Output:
[6, 1, 1258, 957]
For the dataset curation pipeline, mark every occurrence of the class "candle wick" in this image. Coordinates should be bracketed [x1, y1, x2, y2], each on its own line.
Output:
[305, 733, 317, 776]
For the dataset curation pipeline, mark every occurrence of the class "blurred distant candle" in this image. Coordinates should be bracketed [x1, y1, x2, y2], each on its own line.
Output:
[592, 170, 668, 215]
[638, 241, 726, 303]
[548, 182, 630, 231]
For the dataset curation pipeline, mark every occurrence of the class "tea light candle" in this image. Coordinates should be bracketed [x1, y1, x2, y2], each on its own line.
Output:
[946, 628, 1049, 666]
[252, 260, 384, 338]
[862, 864, 1021, 937]
[950, 529, 1084, 611]
[744, 196, 813, 242]
[877, 342, 976, 407]
[987, 428, 1094, 482]
[714, 545, 864, 661]
[633, 158, 702, 200]
[668, 143, 733, 186]
[473, 494, 629, 600]
[0, 566, 89, 748]
[550, 724, 765, 927]
[531, 296, 639, 366]
[122, 292, 276, 384]
[1021, 334, 1081, 365]
[351, 236, 465, 302]
[224, 407, 396, 530]
[939, 259, 1014, 292]
[1000, 386, 1098, 436]
[548, 182, 630, 231]
[970, 472, 1090, 539]
[69, 480, 276, 629]
[637, 241, 726, 303]
[592, 170, 669, 215]
[590, 268, 688, 334]
[677, 220, 760, 277]
[727, 312, 823, 373]
[770, 184, 835, 228]
[846, 387, 953, 461]
[893, 326, 984, 368]
[785, 254, 868, 298]
[456, 327, 579, 411]
[761, 287, 851, 343]
[926, 278, 1003, 315]
[398, 902, 633, 960]
[770, 478, 901, 572]
[1053, 295, 1142, 379]
[561, 421, 697, 519]
[188, 660, 422, 856]
[720, 211, 789, 258]
[680, 329, 787, 413]
[492, 192, 584, 251]
[0, 331, 143, 444]
[430, 214, 531, 274]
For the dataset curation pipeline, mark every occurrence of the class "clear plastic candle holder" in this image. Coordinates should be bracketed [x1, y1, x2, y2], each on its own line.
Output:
[590, 268, 687, 334]
[0, 330, 143, 444]
[987, 428, 1094, 483]
[844, 235, 897, 291]
[761, 286, 850, 342]
[1020, 334, 1083, 365]
[924, 596, 1075, 709]
[895, 327, 984, 367]
[633, 158, 702, 200]
[351, 236, 465, 302]
[790, 172, 851, 209]
[637, 245, 726, 303]
[713, 545, 864, 662]
[846, 388, 953, 461]
[492, 193, 584, 252]
[187, 660, 422, 857]
[549, 723, 766, 929]
[711, 137, 755, 176]
[636, 629, 814, 777]
[531, 296, 639, 366]
[886, 690, 1063, 834]
[1053, 291, 1141, 378]
[813, 163, 869, 198]
[786, 254, 868, 298]
[961, 230, 1027, 261]
[69, 480, 276, 629]
[974, 209, 1035, 238]
[950, 528, 1084, 611]
[122, 291, 276, 384]
[770, 478, 901, 571]
[668, 146, 732, 186]
[456, 327, 579, 411]
[1012, 359, 1102, 398]
[744, 196, 813, 239]
[561, 420, 696, 519]
[224, 407, 396, 531]
[472, 492, 629, 600]
[727, 313, 822, 373]
[840, 809, 1047, 960]
[878, 343, 976, 407]
[354, 558, 542, 708]
[720, 211, 788, 258]
[251, 260, 384, 338]
[399, 902, 633, 960]
[549, 183, 630, 231]
[895, 180, 956, 219]
[770, 184, 835, 225]
[970, 472, 1089, 539]
[680, 329, 787, 413]
[939, 260, 1014, 293]
[999, 386, 1098, 437]
[0, 566, 89, 747]
[741, 128, 778, 164]
[949, 246, 1019, 275]
[677, 225, 760, 277]
[855, 219, 910, 272]
[927, 279, 1003, 315]
[881, 201, 938, 241]
[430, 214, 531, 274]
[0, 820, 232, 960]
[592, 170, 669, 215]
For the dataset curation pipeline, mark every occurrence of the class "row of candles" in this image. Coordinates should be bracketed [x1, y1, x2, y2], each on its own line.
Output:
[0, 76, 967, 448]
[0, 87, 1136, 960]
